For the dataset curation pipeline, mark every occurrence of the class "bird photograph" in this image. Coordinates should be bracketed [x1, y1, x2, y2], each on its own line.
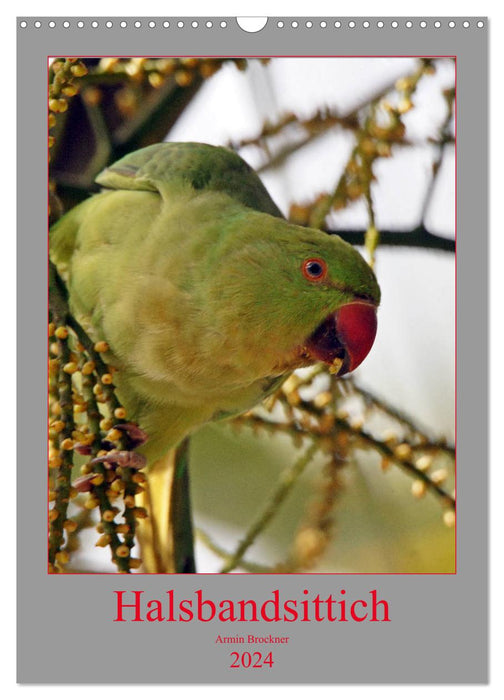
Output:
[48, 56, 455, 574]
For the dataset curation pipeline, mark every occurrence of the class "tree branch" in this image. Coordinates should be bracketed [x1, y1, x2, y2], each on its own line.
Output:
[326, 225, 455, 253]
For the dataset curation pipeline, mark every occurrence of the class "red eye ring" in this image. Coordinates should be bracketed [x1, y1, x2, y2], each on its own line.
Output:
[301, 257, 328, 282]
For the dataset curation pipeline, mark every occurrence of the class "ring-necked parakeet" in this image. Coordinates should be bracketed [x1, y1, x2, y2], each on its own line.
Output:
[50, 142, 380, 462]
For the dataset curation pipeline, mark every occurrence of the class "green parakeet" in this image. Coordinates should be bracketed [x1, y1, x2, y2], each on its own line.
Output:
[51, 142, 380, 461]
[50, 142, 380, 572]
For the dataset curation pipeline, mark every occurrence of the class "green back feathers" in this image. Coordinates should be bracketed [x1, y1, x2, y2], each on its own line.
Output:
[95, 142, 283, 218]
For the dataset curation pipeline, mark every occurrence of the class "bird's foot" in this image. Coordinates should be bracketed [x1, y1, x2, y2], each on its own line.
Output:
[112, 423, 148, 448]
[90, 450, 147, 469]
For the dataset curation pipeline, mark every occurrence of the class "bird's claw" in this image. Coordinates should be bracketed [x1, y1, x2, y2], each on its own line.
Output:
[113, 423, 148, 448]
[89, 450, 147, 469]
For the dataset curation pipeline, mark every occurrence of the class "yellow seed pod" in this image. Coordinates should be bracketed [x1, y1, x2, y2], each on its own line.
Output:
[282, 374, 301, 394]
[431, 468, 448, 485]
[115, 524, 130, 535]
[199, 62, 218, 78]
[129, 558, 142, 569]
[382, 430, 397, 446]
[94, 340, 109, 353]
[57, 438, 73, 452]
[395, 77, 411, 92]
[156, 58, 176, 74]
[180, 57, 198, 68]
[99, 418, 113, 432]
[48, 98, 62, 112]
[397, 98, 413, 114]
[109, 479, 125, 493]
[60, 438, 74, 451]
[90, 474, 105, 486]
[174, 69, 193, 87]
[68, 487, 78, 499]
[95, 534, 112, 547]
[99, 57, 119, 71]
[124, 495, 136, 509]
[102, 509, 116, 522]
[106, 428, 122, 442]
[49, 509, 59, 522]
[394, 443, 413, 461]
[63, 361, 78, 374]
[415, 455, 433, 472]
[55, 550, 70, 564]
[84, 496, 99, 510]
[114, 407, 127, 420]
[443, 510, 456, 528]
[48, 113, 57, 129]
[313, 391, 332, 409]
[116, 544, 130, 558]
[51, 420, 65, 433]
[81, 361, 96, 375]
[50, 401, 62, 416]
[294, 527, 326, 562]
[62, 84, 78, 97]
[148, 72, 163, 88]
[70, 62, 88, 77]
[360, 138, 376, 156]
[48, 490, 57, 502]
[55, 326, 68, 339]
[48, 455, 62, 469]
[101, 373, 113, 385]
[63, 519, 78, 532]
[411, 480, 427, 498]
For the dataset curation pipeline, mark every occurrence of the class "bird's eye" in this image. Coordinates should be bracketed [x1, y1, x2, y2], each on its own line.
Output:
[301, 258, 328, 282]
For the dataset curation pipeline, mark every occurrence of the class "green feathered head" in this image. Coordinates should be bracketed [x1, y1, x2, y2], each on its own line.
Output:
[196, 207, 380, 378]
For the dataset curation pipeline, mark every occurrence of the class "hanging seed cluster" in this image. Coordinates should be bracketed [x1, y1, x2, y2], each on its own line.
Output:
[48, 320, 147, 573]
[48, 59, 88, 153]
[68, 57, 259, 126]
[226, 367, 455, 573]
[287, 59, 441, 237]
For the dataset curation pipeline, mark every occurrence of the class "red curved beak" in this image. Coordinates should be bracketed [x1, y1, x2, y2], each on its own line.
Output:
[305, 301, 378, 375]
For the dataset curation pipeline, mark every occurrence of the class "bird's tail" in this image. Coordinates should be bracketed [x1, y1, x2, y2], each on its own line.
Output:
[135, 438, 196, 573]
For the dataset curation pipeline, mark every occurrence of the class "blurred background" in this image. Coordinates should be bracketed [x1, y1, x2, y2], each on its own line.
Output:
[49, 56, 455, 573]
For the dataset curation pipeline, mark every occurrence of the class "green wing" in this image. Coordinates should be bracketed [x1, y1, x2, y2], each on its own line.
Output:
[95, 142, 283, 218]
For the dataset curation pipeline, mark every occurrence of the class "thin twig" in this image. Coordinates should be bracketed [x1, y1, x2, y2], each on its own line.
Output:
[219, 442, 319, 573]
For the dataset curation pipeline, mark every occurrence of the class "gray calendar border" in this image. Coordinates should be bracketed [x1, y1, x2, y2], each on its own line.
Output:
[17, 17, 488, 684]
